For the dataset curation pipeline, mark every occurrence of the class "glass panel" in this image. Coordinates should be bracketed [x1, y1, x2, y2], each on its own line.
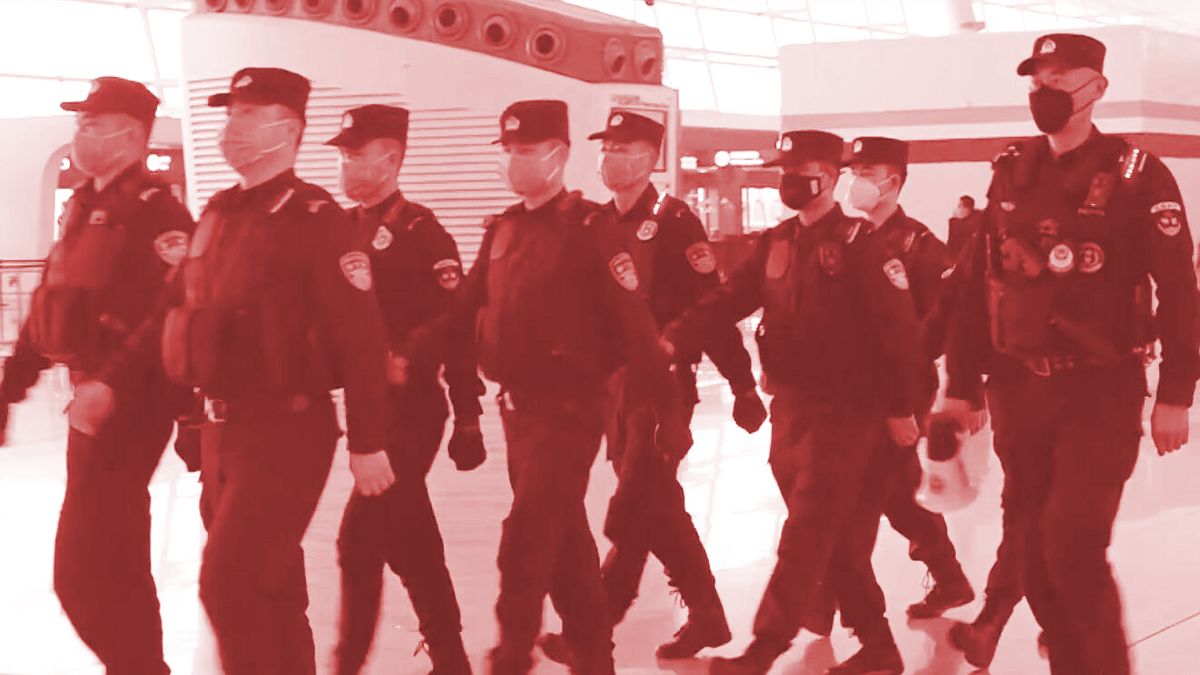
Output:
[146, 9, 185, 81]
[743, 187, 785, 232]
[0, 0, 154, 81]
[664, 58, 717, 110]
[709, 63, 780, 115]
[653, 3, 705, 49]
[979, 4, 1026, 31]
[697, 0, 770, 10]
[0, 76, 90, 119]
[864, 0, 905, 25]
[697, 9, 777, 56]
[807, 0, 868, 25]
[772, 18, 815, 46]
[811, 23, 872, 41]
[767, 0, 809, 11]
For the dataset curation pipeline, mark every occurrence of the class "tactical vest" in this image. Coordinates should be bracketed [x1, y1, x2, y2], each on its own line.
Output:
[986, 138, 1154, 363]
[162, 187, 330, 397]
[757, 217, 870, 398]
[28, 179, 163, 369]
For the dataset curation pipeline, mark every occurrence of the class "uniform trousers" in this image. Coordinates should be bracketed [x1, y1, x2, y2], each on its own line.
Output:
[752, 389, 892, 648]
[197, 395, 339, 675]
[491, 389, 612, 675]
[985, 358, 1145, 675]
[55, 394, 174, 675]
[334, 386, 463, 674]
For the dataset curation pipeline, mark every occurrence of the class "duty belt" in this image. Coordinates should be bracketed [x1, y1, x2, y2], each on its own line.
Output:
[1020, 345, 1152, 378]
[204, 394, 313, 423]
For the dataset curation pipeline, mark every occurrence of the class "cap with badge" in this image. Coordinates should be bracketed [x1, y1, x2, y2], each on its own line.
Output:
[494, 99, 570, 145]
[845, 136, 909, 170]
[1017, 33, 1106, 76]
[763, 130, 845, 168]
[587, 110, 664, 147]
[326, 104, 410, 148]
[208, 67, 311, 120]
[61, 77, 160, 129]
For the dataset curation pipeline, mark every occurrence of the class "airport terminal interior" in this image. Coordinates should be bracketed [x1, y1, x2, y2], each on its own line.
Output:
[2, 1, 1200, 674]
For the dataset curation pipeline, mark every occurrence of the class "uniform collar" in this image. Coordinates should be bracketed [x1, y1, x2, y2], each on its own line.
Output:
[609, 184, 659, 224]
[233, 168, 297, 208]
[874, 205, 908, 234]
[1039, 125, 1105, 166]
[811, 202, 847, 231]
[364, 189, 405, 221]
[79, 161, 145, 199]
[512, 189, 569, 218]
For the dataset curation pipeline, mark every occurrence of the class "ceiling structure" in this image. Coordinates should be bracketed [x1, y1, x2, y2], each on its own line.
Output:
[1, 0, 1197, 120]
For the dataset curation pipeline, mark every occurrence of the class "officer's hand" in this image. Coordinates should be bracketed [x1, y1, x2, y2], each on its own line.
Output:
[1150, 403, 1189, 456]
[66, 380, 116, 437]
[655, 417, 694, 462]
[350, 450, 396, 496]
[0, 403, 9, 446]
[732, 389, 768, 433]
[940, 397, 987, 435]
[448, 420, 486, 471]
[886, 415, 920, 448]
[386, 353, 409, 386]
[173, 420, 202, 472]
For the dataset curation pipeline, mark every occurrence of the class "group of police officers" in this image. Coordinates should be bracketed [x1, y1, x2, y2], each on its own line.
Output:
[0, 30, 1194, 675]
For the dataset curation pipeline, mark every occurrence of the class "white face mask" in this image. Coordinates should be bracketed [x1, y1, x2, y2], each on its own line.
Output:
[339, 153, 397, 204]
[598, 150, 652, 193]
[71, 127, 135, 178]
[498, 146, 564, 197]
[847, 174, 892, 213]
[218, 118, 292, 174]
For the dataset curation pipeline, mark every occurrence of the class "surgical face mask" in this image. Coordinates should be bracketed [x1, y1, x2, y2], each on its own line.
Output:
[340, 153, 397, 204]
[218, 118, 292, 174]
[953, 205, 971, 220]
[779, 173, 823, 210]
[846, 174, 895, 213]
[499, 146, 564, 197]
[71, 127, 135, 178]
[1028, 78, 1100, 134]
[599, 151, 652, 193]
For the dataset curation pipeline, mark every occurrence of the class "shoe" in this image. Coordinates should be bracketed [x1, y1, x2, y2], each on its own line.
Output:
[536, 633, 573, 667]
[485, 647, 532, 675]
[655, 613, 732, 659]
[947, 619, 1004, 669]
[709, 639, 786, 675]
[906, 571, 974, 619]
[824, 642, 904, 675]
[429, 635, 472, 675]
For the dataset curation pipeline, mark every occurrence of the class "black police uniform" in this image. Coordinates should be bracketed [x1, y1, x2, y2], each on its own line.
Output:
[944, 36, 1199, 675]
[161, 69, 391, 675]
[589, 111, 757, 654]
[0, 78, 194, 675]
[832, 138, 973, 627]
[689, 131, 925, 675]
[324, 105, 482, 675]
[410, 100, 690, 675]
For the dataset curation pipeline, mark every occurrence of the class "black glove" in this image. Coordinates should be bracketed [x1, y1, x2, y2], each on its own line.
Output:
[926, 412, 965, 462]
[0, 403, 10, 447]
[732, 389, 768, 433]
[173, 419, 202, 472]
[448, 420, 486, 471]
[655, 414, 693, 463]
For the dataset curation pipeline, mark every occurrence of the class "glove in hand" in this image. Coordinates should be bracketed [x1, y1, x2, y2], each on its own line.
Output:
[732, 389, 768, 433]
[449, 421, 486, 471]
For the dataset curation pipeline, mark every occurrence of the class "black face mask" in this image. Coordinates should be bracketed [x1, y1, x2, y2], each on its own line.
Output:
[779, 173, 822, 210]
[1028, 79, 1097, 134]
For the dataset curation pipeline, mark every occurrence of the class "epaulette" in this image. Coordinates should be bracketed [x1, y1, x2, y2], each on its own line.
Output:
[1117, 144, 1148, 183]
[840, 219, 865, 244]
[139, 186, 162, 202]
[402, 202, 436, 231]
[651, 191, 670, 218]
[268, 187, 296, 215]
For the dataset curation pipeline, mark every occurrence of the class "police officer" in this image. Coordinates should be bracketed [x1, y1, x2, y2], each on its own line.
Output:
[0, 77, 194, 674]
[324, 104, 484, 675]
[675, 131, 925, 675]
[942, 34, 1198, 675]
[831, 136, 973, 621]
[162, 68, 394, 675]
[410, 99, 690, 675]
[538, 111, 765, 664]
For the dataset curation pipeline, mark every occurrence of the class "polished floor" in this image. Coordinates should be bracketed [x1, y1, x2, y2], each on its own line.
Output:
[1, 362, 1198, 675]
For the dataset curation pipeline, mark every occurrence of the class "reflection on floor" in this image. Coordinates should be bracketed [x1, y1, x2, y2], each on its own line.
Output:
[1, 365, 1198, 675]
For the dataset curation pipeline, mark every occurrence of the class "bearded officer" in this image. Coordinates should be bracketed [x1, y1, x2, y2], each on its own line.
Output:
[672, 131, 925, 675]
[0, 76, 194, 675]
[159, 68, 393, 675]
[325, 104, 482, 675]
[942, 34, 1198, 674]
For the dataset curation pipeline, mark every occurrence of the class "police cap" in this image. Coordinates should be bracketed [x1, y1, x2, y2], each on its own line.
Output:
[762, 130, 844, 168]
[587, 110, 664, 147]
[845, 136, 909, 170]
[493, 99, 569, 145]
[60, 77, 160, 129]
[325, 104, 410, 149]
[208, 67, 311, 120]
[1017, 33, 1106, 76]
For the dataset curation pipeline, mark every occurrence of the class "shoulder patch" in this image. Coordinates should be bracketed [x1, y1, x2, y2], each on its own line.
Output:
[883, 258, 909, 290]
[268, 188, 296, 215]
[433, 258, 462, 290]
[685, 241, 717, 274]
[154, 230, 190, 266]
[637, 219, 658, 241]
[608, 252, 639, 291]
[1152, 202, 1184, 237]
[941, 265, 955, 280]
[843, 220, 863, 244]
[339, 251, 373, 291]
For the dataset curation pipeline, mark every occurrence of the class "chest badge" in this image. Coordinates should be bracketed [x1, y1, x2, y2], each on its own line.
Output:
[883, 258, 909, 290]
[154, 230, 190, 267]
[339, 251, 374, 292]
[685, 242, 717, 274]
[1078, 242, 1104, 274]
[765, 238, 790, 280]
[817, 242, 842, 275]
[637, 219, 658, 241]
[433, 259, 462, 290]
[372, 225, 394, 251]
[1047, 243, 1075, 275]
[88, 209, 108, 226]
[608, 252, 639, 291]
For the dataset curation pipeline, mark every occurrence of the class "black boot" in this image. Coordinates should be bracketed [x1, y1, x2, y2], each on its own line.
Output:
[428, 633, 472, 675]
[485, 647, 531, 675]
[655, 609, 732, 659]
[906, 566, 974, 619]
[825, 625, 903, 675]
[803, 582, 837, 637]
[710, 638, 789, 675]
[947, 601, 1014, 668]
[536, 633, 573, 667]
